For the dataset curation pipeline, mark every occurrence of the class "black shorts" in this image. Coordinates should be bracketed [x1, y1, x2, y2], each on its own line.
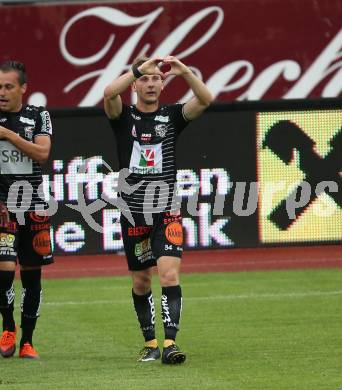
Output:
[0, 211, 54, 267]
[120, 211, 183, 271]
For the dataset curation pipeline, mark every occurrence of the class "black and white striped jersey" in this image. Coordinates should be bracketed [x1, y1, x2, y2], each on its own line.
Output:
[0, 104, 52, 212]
[109, 104, 189, 213]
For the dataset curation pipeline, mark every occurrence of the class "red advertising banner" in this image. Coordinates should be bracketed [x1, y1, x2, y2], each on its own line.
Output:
[1, 0, 341, 107]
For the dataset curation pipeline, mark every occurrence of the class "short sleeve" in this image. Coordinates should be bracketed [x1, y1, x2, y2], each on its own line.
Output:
[108, 104, 130, 134]
[168, 104, 189, 135]
[34, 108, 52, 138]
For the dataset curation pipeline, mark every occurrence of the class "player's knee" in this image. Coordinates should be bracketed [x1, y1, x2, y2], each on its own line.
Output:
[132, 272, 152, 294]
[159, 269, 179, 286]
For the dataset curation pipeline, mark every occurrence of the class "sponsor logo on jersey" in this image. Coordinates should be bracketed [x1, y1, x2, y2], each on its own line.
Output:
[128, 226, 152, 236]
[141, 133, 152, 142]
[129, 141, 163, 174]
[40, 111, 52, 134]
[0, 233, 15, 248]
[139, 149, 154, 167]
[134, 237, 151, 256]
[32, 230, 51, 256]
[0, 149, 31, 164]
[134, 238, 153, 263]
[31, 223, 51, 231]
[0, 248, 16, 256]
[0, 233, 16, 256]
[154, 115, 169, 123]
[163, 211, 182, 225]
[0, 141, 33, 174]
[165, 222, 183, 246]
[19, 116, 35, 125]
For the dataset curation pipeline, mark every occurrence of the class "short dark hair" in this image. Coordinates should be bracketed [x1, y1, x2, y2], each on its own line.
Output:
[0, 61, 27, 85]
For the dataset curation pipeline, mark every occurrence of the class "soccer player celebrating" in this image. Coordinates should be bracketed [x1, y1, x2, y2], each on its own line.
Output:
[104, 56, 213, 363]
[0, 61, 53, 359]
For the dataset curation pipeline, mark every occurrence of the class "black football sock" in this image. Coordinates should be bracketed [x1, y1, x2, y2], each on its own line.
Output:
[132, 290, 156, 342]
[0, 270, 16, 332]
[20, 269, 42, 347]
[161, 285, 182, 341]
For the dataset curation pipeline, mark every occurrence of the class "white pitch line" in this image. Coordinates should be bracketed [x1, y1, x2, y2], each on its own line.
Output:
[39, 290, 342, 307]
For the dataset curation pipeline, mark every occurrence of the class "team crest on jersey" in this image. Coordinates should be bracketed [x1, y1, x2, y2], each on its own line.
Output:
[0, 118, 7, 123]
[155, 124, 168, 138]
[131, 126, 137, 137]
[24, 126, 34, 140]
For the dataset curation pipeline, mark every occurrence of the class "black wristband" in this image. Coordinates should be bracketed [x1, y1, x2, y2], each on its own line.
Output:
[132, 65, 143, 79]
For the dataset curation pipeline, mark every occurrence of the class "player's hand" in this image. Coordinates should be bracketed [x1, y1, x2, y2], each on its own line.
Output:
[0, 202, 9, 227]
[160, 56, 190, 77]
[137, 58, 165, 77]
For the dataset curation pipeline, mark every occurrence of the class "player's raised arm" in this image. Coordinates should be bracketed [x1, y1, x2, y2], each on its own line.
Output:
[162, 56, 214, 121]
[103, 72, 133, 119]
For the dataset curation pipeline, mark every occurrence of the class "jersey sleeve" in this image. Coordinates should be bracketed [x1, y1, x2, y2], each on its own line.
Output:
[34, 108, 53, 138]
[169, 103, 189, 135]
[108, 104, 130, 134]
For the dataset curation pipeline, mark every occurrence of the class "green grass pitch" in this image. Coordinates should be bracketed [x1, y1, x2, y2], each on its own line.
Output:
[1, 269, 341, 389]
